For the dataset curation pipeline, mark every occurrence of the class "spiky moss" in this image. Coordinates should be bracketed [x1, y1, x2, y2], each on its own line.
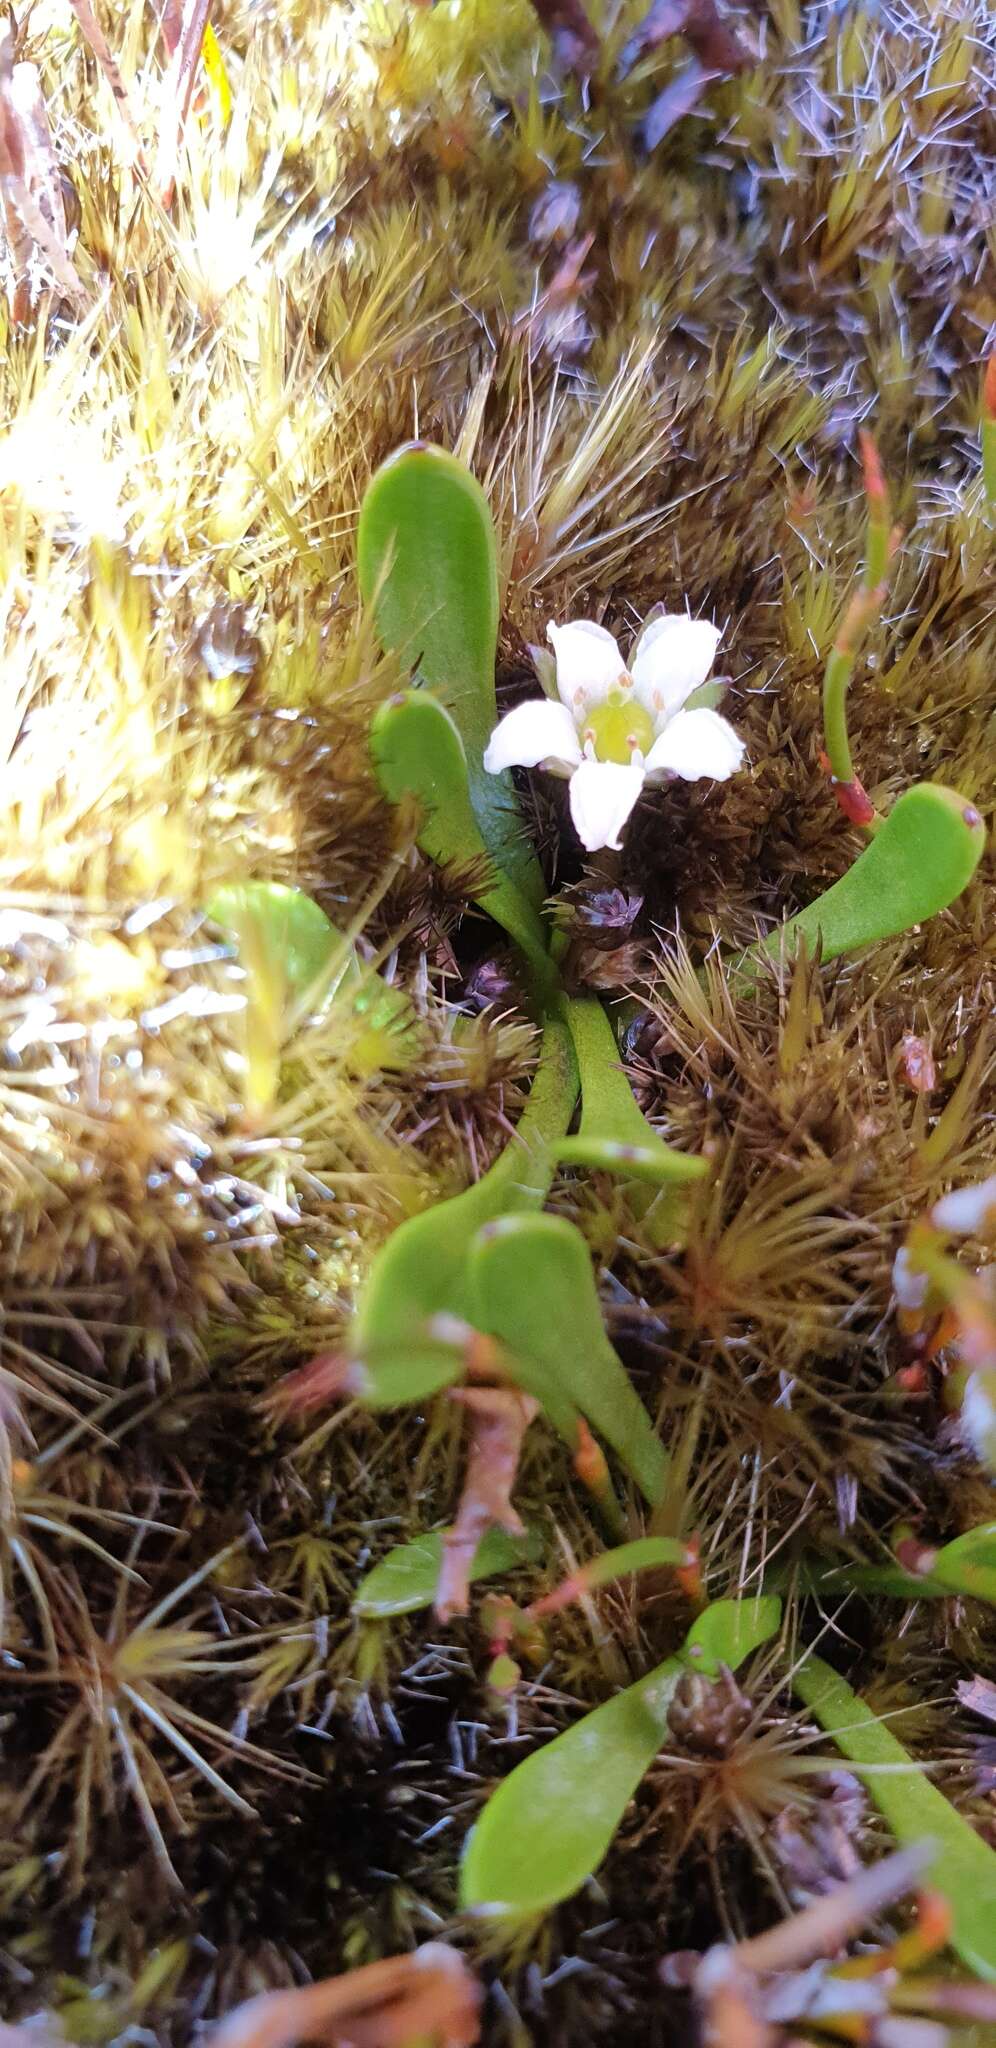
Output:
[0, 0, 995, 2037]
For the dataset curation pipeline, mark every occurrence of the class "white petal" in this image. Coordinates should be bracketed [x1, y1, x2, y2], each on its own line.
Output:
[483, 698, 583, 775]
[547, 619, 626, 712]
[631, 615, 722, 719]
[644, 708, 744, 782]
[962, 1369, 996, 1467]
[567, 758, 645, 852]
[892, 1247, 929, 1312]
[931, 1176, 996, 1236]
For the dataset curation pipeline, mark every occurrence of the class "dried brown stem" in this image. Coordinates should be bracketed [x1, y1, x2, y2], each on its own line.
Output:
[207, 1946, 480, 2048]
[436, 1386, 539, 1621]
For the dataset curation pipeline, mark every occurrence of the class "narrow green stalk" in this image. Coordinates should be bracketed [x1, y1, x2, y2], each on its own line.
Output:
[822, 641, 857, 785]
[792, 1652, 996, 1979]
[351, 1014, 578, 1405]
[821, 432, 896, 818]
[557, 995, 708, 1185]
[983, 355, 996, 509]
[861, 428, 891, 589]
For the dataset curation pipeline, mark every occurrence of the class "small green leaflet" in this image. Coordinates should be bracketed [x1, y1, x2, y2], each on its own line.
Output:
[460, 1597, 781, 1917]
[353, 1526, 541, 1619]
[358, 442, 544, 907]
[792, 1653, 996, 1980]
[812, 1522, 996, 1607]
[732, 783, 985, 982]
[351, 1016, 577, 1406]
[370, 691, 554, 1002]
[206, 880, 417, 1106]
[468, 1213, 667, 1507]
[558, 995, 708, 1187]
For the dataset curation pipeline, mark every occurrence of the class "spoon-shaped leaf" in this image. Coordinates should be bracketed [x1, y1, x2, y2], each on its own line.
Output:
[207, 881, 417, 1108]
[802, 1558, 951, 1601]
[358, 442, 543, 905]
[927, 1522, 996, 1602]
[792, 1653, 996, 1979]
[460, 1596, 781, 1917]
[371, 691, 555, 1004]
[557, 996, 709, 1186]
[353, 1525, 541, 1619]
[208, 882, 340, 1003]
[732, 784, 985, 982]
[813, 1523, 996, 1606]
[563, 1536, 690, 1592]
[468, 1212, 667, 1506]
[351, 1017, 578, 1407]
[532, 1538, 692, 1614]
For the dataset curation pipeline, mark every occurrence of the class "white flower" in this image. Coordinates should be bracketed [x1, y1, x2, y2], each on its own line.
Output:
[483, 613, 745, 853]
[931, 1176, 996, 1237]
[892, 1246, 929, 1313]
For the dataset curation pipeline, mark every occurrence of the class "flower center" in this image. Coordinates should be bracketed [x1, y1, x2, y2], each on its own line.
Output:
[584, 694, 655, 765]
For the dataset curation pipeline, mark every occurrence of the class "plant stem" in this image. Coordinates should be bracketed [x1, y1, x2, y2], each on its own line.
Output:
[821, 434, 898, 820]
[558, 994, 708, 1183]
[983, 355, 996, 509]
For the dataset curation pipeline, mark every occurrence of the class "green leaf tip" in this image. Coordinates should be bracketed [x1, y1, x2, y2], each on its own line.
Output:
[370, 690, 554, 999]
[733, 782, 985, 982]
[793, 1652, 996, 1979]
[682, 1594, 783, 1675]
[560, 996, 709, 1188]
[468, 1211, 667, 1505]
[358, 442, 543, 904]
[207, 880, 341, 1008]
[813, 1521, 996, 1607]
[459, 1596, 780, 1919]
[353, 1525, 541, 1619]
[206, 879, 418, 1104]
[351, 1015, 577, 1405]
[358, 444, 500, 749]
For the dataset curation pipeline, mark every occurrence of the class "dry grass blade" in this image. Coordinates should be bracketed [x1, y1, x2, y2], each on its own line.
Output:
[528, 0, 601, 76]
[617, 0, 751, 79]
[734, 1842, 933, 1973]
[643, 59, 713, 149]
[67, 0, 144, 162]
[0, 29, 87, 318]
[207, 1945, 481, 2048]
[154, 0, 213, 206]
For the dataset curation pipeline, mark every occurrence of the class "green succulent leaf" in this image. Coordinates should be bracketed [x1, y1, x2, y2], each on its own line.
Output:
[558, 997, 709, 1187]
[680, 1596, 783, 1668]
[460, 1597, 781, 1918]
[792, 1653, 996, 1979]
[804, 1559, 949, 1601]
[933, 1522, 996, 1602]
[733, 783, 985, 981]
[358, 441, 543, 905]
[208, 882, 340, 1004]
[812, 1523, 996, 1607]
[571, 1537, 690, 1591]
[370, 691, 555, 1002]
[349, 1337, 472, 1412]
[351, 1017, 578, 1406]
[468, 1212, 666, 1506]
[353, 1525, 541, 1619]
[346, 970, 422, 1076]
[206, 881, 417, 1106]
